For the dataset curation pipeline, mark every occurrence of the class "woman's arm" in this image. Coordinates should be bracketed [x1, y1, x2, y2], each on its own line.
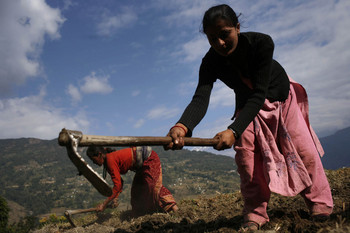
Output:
[96, 157, 123, 212]
[165, 57, 215, 150]
[177, 57, 216, 136]
[178, 81, 213, 136]
[229, 33, 274, 138]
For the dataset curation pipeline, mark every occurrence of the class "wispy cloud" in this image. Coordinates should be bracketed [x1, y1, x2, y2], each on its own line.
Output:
[96, 7, 137, 36]
[170, 0, 350, 136]
[67, 72, 113, 104]
[80, 72, 113, 94]
[155, 0, 214, 28]
[62, 0, 76, 11]
[0, 88, 89, 139]
[66, 72, 113, 105]
[252, 0, 350, 134]
[67, 84, 81, 104]
[209, 81, 235, 108]
[1, 0, 349, 141]
[180, 36, 208, 62]
[132, 90, 140, 97]
[133, 106, 181, 128]
[147, 106, 180, 120]
[0, 0, 65, 97]
[134, 119, 145, 128]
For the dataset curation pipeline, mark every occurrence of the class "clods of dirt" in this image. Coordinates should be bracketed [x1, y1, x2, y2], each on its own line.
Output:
[35, 168, 350, 233]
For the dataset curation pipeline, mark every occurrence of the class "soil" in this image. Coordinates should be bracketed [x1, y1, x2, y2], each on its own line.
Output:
[34, 168, 350, 233]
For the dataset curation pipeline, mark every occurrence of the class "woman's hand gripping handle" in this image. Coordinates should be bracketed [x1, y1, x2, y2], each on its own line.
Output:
[213, 128, 236, 151]
[164, 123, 188, 150]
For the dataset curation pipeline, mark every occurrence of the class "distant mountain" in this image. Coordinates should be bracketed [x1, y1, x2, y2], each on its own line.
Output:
[0, 138, 239, 217]
[320, 126, 350, 170]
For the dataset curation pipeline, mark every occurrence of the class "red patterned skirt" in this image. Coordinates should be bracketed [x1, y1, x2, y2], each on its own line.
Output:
[131, 151, 176, 216]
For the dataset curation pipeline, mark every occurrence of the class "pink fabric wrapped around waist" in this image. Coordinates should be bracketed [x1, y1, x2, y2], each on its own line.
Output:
[252, 79, 324, 196]
[288, 78, 324, 156]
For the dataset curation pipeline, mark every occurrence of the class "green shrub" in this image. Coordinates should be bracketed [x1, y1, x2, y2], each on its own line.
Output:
[0, 195, 9, 231]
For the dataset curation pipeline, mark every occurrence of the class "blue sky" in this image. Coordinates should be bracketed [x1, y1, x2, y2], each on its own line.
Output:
[1, 0, 350, 156]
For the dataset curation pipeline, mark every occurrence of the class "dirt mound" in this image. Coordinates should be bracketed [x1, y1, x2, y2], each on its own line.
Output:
[34, 168, 350, 232]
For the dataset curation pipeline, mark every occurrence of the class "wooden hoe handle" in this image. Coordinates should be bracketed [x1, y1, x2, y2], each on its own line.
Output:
[64, 207, 98, 228]
[58, 128, 219, 147]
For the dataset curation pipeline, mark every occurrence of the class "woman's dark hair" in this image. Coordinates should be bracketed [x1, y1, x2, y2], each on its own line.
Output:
[86, 146, 104, 159]
[202, 4, 240, 33]
[86, 146, 116, 160]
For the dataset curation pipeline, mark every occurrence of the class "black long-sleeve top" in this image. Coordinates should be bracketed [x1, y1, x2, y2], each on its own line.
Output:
[178, 32, 290, 138]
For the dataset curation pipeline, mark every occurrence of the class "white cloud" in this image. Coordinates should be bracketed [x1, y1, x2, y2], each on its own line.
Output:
[255, 0, 350, 135]
[0, 0, 65, 96]
[177, 81, 197, 96]
[80, 72, 113, 94]
[66, 72, 114, 104]
[2, 0, 349, 142]
[180, 36, 208, 62]
[133, 105, 182, 130]
[134, 119, 145, 128]
[67, 84, 81, 104]
[174, 0, 350, 136]
[0, 88, 89, 139]
[209, 81, 235, 108]
[132, 90, 140, 97]
[310, 95, 350, 136]
[132, 104, 182, 130]
[96, 7, 137, 36]
[62, 0, 76, 11]
[146, 106, 180, 120]
[155, 0, 215, 28]
[156, 35, 165, 42]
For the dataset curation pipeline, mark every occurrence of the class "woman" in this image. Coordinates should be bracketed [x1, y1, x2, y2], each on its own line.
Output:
[87, 146, 178, 216]
[165, 4, 333, 231]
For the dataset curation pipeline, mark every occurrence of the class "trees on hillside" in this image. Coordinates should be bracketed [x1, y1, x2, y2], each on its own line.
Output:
[0, 195, 9, 232]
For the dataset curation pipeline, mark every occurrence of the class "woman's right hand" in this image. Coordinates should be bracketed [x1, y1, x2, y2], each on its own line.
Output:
[164, 123, 187, 150]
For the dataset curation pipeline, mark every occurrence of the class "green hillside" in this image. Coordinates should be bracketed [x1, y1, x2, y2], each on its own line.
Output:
[0, 138, 240, 217]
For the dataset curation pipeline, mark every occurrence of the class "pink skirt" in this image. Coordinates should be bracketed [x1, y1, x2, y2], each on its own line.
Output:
[234, 79, 333, 223]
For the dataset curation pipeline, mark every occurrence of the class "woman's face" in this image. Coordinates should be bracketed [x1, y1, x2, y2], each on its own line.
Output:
[205, 19, 240, 57]
[91, 153, 105, 166]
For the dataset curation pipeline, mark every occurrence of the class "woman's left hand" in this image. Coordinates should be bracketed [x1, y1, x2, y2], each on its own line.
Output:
[213, 129, 236, 150]
[96, 203, 106, 212]
[96, 198, 109, 212]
